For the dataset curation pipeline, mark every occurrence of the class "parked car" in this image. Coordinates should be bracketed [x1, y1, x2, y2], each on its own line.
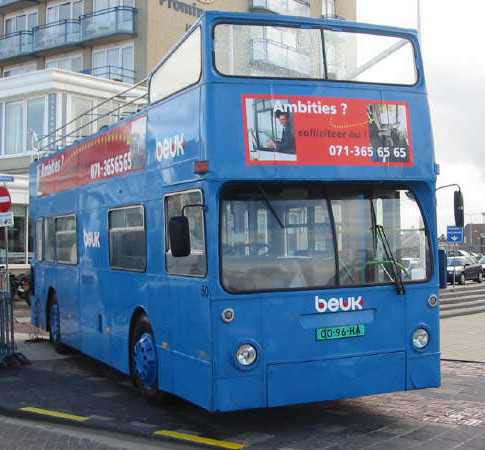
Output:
[479, 256, 485, 274]
[448, 249, 474, 259]
[447, 256, 483, 284]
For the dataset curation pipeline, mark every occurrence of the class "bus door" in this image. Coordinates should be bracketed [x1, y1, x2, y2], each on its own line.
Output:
[79, 209, 110, 362]
[49, 215, 81, 348]
[164, 189, 210, 403]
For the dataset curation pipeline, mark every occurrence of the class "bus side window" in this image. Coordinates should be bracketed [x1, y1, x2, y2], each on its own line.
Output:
[44, 218, 56, 262]
[35, 218, 44, 261]
[55, 215, 77, 265]
[150, 27, 201, 103]
[165, 190, 206, 277]
[108, 205, 146, 272]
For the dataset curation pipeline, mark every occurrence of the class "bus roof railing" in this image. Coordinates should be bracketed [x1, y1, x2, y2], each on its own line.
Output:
[34, 76, 149, 158]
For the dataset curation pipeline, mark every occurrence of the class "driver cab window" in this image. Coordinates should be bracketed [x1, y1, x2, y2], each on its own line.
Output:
[165, 190, 206, 277]
[150, 27, 201, 103]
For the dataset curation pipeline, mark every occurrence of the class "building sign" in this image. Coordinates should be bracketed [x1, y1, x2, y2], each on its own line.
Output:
[160, 0, 208, 17]
[243, 94, 413, 167]
[37, 116, 147, 196]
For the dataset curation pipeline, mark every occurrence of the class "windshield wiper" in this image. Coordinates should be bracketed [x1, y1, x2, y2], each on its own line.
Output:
[258, 184, 285, 229]
[370, 200, 405, 295]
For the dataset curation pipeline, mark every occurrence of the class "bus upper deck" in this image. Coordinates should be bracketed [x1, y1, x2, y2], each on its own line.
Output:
[29, 12, 440, 412]
[32, 11, 434, 198]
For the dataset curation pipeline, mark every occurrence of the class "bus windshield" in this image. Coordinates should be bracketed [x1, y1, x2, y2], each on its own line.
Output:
[214, 24, 417, 85]
[221, 183, 429, 293]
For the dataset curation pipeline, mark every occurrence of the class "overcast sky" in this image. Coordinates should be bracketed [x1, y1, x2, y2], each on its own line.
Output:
[357, 0, 484, 235]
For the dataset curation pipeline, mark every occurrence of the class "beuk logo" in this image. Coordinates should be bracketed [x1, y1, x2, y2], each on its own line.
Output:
[315, 295, 365, 313]
[155, 133, 185, 161]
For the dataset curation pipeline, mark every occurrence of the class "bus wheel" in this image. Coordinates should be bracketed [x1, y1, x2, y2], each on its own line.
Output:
[48, 294, 70, 355]
[131, 316, 160, 401]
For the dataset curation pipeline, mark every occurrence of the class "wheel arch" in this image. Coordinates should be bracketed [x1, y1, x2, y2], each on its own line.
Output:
[45, 287, 56, 331]
[128, 306, 152, 370]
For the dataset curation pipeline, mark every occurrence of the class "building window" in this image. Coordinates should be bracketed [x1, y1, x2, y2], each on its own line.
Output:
[322, 0, 336, 17]
[46, 1, 84, 23]
[252, 0, 311, 17]
[0, 205, 30, 265]
[27, 97, 46, 150]
[165, 190, 206, 277]
[109, 205, 146, 271]
[5, 102, 24, 155]
[1, 96, 47, 156]
[46, 53, 83, 72]
[5, 9, 38, 34]
[55, 215, 77, 264]
[93, 0, 134, 10]
[69, 95, 94, 141]
[92, 42, 135, 83]
[3, 63, 37, 78]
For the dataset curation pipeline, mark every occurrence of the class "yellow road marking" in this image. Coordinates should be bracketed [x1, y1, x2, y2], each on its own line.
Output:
[20, 407, 89, 423]
[154, 430, 245, 449]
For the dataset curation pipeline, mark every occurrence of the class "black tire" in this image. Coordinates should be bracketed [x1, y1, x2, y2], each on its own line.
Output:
[130, 315, 163, 402]
[47, 293, 70, 355]
[476, 272, 483, 283]
[459, 273, 466, 285]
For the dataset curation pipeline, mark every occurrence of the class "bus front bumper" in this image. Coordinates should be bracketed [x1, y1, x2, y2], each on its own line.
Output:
[213, 351, 440, 412]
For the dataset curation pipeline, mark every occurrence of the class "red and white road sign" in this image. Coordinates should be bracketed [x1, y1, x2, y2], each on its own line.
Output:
[0, 186, 12, 213]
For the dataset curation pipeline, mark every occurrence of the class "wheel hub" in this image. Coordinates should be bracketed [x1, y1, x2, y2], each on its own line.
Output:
[133, 333, 157, 388]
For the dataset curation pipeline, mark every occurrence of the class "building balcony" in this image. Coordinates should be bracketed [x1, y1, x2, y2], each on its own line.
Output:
[82, 7, 137, 44]
[33, 19, 81, 54]
[0, 0, 40, 14]
[0, 31, 32, 63]
[250, 0, 311, 17]
[0, 7, 137, 59]
[250, 38, 312, 76]
[83, 65, 135, 84]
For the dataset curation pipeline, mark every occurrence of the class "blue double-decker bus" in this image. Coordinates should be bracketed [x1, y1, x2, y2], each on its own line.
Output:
[30, 11, 441, 412]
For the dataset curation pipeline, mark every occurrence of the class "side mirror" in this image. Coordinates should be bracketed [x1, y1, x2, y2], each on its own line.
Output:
[169, 216, 190, 257]
[454, 190, 464, 228]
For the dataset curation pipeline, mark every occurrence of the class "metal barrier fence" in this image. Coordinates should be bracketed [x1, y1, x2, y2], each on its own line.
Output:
[0, 247, 29, 368]
[0, 268, 14, 366]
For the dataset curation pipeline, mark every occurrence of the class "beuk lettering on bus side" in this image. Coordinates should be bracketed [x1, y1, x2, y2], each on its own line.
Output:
[155, 133, 185, 161]
[84, 231, 101, 249]
[315, 295, 364, 313]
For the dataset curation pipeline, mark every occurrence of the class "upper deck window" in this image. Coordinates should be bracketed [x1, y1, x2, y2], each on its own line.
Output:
[215, 24, 324, 79]
[150, 27, 202, 103]
[214, 24, 417, 86]
[324, 30, 417, 85]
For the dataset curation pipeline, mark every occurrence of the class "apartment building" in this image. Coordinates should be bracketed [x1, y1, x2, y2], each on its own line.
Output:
[0, 0, 356, 267]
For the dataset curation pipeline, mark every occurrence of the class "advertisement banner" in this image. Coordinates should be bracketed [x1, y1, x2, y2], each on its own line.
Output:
[242, 94, 413, 167]
[37, 116, 147, 196]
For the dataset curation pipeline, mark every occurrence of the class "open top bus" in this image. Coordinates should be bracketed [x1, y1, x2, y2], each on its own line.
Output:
[29, 11, 441, 412]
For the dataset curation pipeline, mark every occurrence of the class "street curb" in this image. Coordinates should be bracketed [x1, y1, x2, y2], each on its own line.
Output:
[0, 404, 219, 449]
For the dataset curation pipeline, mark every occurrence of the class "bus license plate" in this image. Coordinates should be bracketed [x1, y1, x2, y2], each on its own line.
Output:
[316, 324, 366, 341]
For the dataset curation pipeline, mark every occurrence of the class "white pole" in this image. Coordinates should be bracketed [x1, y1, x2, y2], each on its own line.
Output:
[417, 0, 422, 40]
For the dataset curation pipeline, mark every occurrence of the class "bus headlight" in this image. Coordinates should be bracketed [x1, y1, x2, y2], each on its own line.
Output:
[236, 344, 257, 366]
[412, 328, 429, 350]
